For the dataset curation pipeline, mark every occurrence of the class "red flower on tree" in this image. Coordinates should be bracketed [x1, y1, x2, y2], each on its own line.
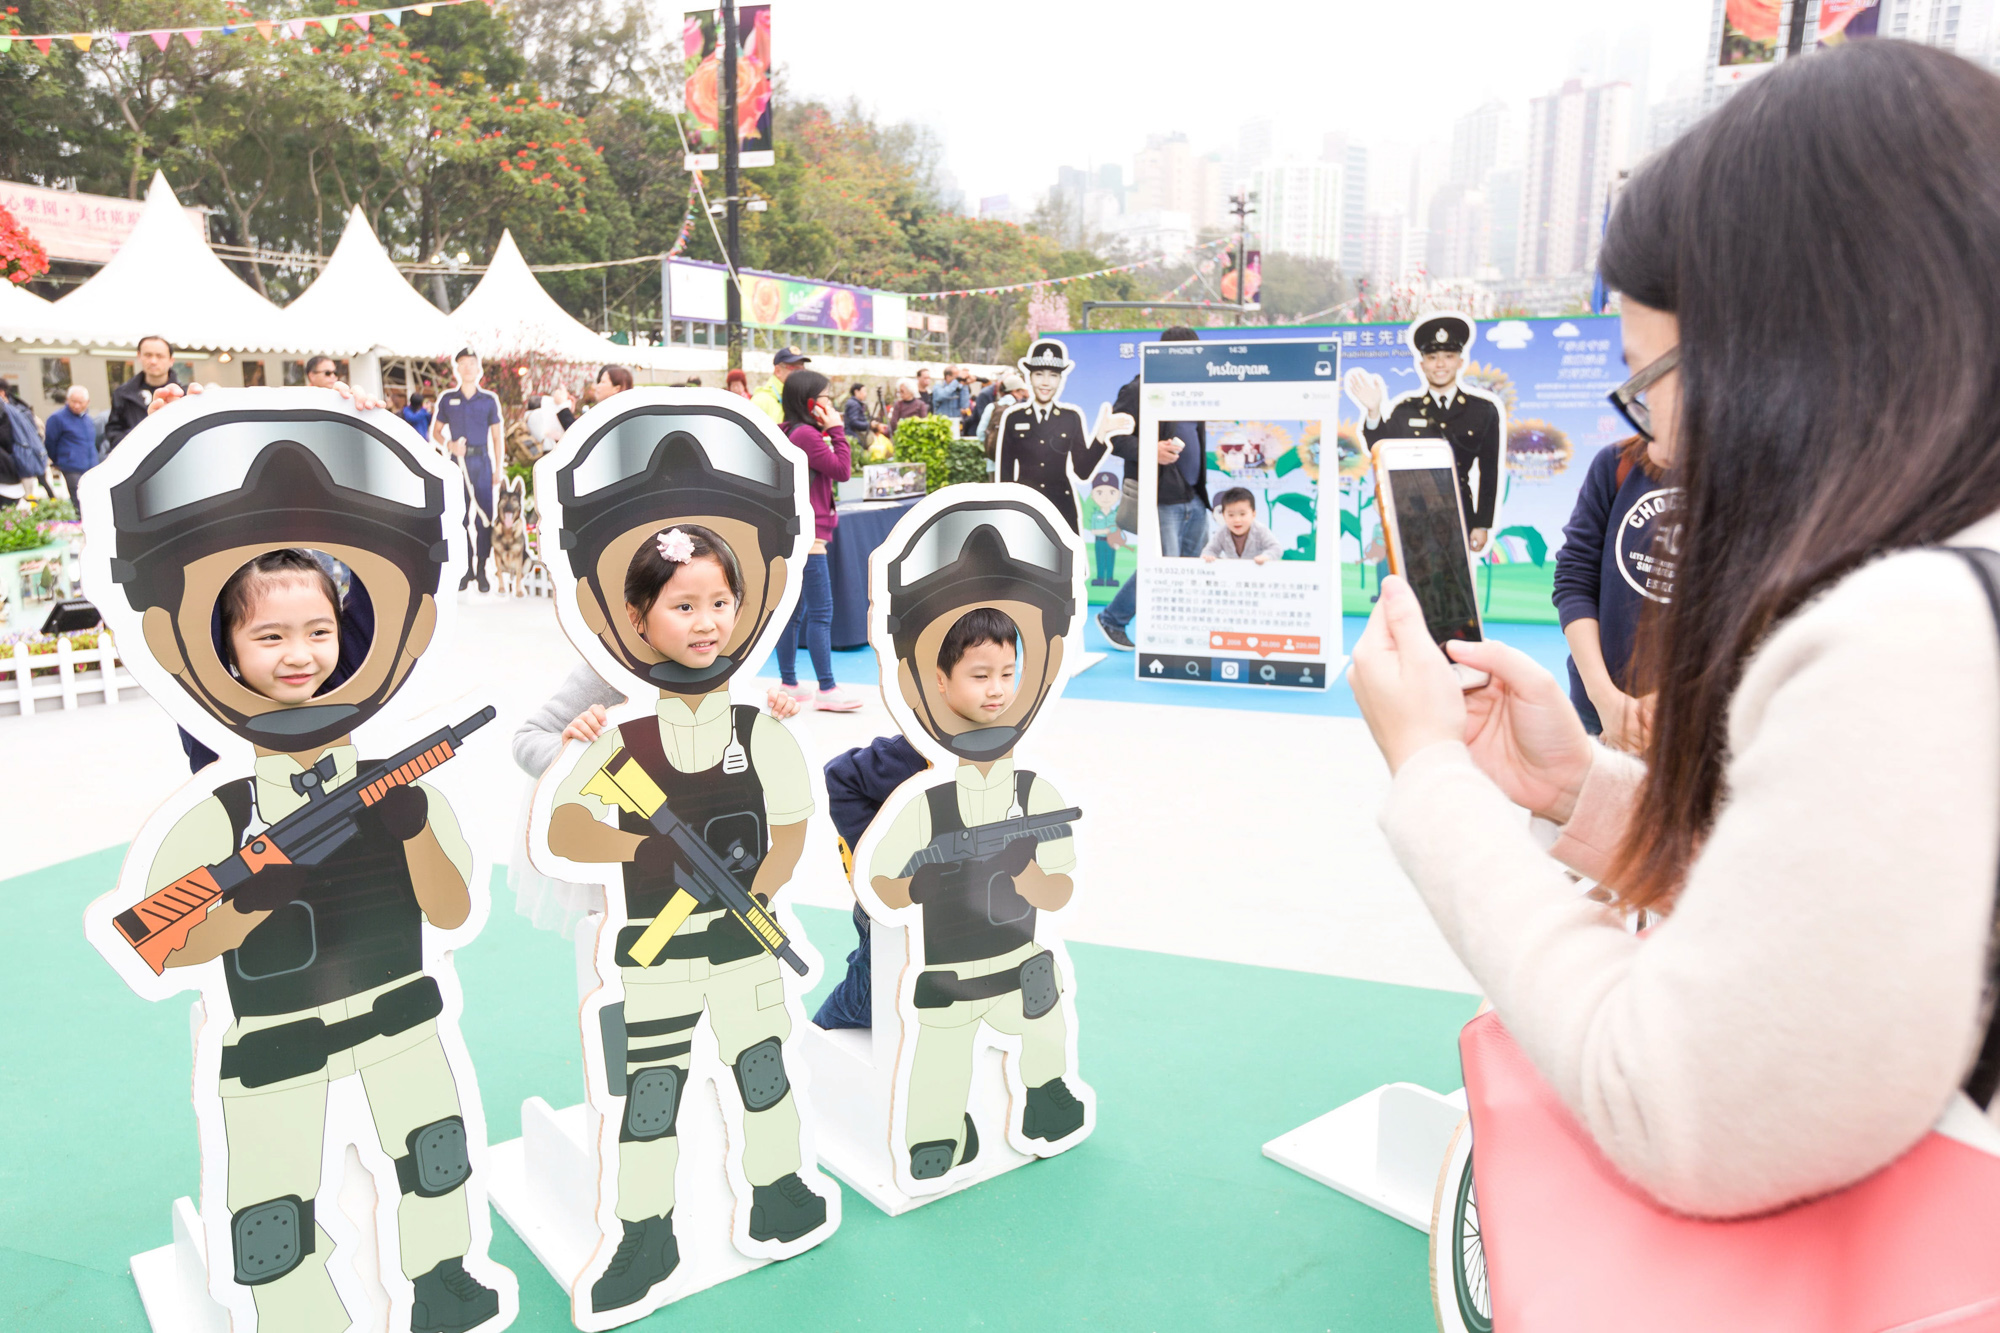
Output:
[0, 203, 51, 286]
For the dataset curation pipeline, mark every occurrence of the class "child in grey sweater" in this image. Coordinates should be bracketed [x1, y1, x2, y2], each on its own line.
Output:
[1200, 487, 1284, 564]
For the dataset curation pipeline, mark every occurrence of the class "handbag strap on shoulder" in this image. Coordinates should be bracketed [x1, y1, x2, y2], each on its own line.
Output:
[1947, 546, 2000, 1109]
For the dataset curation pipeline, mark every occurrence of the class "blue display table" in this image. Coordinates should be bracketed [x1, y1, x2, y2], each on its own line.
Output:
[826, 498, 919, 649]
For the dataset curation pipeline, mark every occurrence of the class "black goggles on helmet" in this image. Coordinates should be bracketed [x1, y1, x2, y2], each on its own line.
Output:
[562, 407, 786, 504]
[129, 414, 435, 520]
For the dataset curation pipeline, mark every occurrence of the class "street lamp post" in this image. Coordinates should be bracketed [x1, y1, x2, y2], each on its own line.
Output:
[722, 0, 742, 373]
[1228, 190, 1256, 327]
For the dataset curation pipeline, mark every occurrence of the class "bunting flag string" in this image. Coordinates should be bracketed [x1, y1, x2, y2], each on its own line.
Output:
[0, 0, 475, 53]
[906, 236, 1237, 301]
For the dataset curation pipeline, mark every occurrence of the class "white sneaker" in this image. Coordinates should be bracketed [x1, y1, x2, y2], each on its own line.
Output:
[779, 683, 816, 704]
[814, 687, 864, 713]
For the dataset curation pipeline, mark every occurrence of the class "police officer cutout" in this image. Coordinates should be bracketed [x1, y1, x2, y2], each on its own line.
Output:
[1346, 313, 1506, 552]
[105, 410, 503, 1332]
[994, 338, 1132, 533]
[540, 402, 833, 1315]
[431, 349, 504, 592]
[865, 497, 1094, 1188]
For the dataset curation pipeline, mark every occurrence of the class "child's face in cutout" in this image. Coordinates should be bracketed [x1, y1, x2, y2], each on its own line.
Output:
[1091, 484, 1118, 512]
[934, 639, 1018, 727]
[1222, 501, 1256, 536]
[230, 575, 339, 705]
[629, 556, 740, 671]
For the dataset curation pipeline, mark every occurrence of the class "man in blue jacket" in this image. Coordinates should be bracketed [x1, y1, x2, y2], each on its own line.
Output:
[45, 384, 99, 499]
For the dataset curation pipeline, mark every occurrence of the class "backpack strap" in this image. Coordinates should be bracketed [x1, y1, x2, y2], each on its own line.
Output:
[1947, 546, 2000, 1109]
[1014, 768, 1035, 815]
[924, 782, 963, 837]
[217, 778, 256, 846]
[617, 713, 667, 784]
[1615, 452, 1635, 489]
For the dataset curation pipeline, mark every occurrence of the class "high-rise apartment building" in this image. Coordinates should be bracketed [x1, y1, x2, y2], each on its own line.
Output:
[1133, 133, 1222, 231]
[1450, 101, 1509, 189]
[1252, 162, 1344, 262]
[1322, 134, 1369, 277]
[1518, 79, 1635, 278]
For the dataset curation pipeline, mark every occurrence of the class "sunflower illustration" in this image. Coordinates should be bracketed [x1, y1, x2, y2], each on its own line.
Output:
[1462, 360, 1518, 416]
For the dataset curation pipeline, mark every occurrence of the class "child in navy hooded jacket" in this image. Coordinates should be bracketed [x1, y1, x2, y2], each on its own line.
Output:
[1551, 436, 1681, 742]
[812, 734, 927, 1029]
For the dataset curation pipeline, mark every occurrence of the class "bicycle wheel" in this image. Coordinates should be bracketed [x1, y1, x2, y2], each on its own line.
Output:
[1428, 1117, 1491, 1333]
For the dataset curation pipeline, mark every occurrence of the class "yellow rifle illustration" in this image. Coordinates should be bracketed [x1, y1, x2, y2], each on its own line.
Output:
[582, 749, 807, 974]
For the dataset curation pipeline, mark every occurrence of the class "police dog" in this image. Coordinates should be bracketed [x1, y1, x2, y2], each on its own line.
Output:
[493, 475, 530, 597]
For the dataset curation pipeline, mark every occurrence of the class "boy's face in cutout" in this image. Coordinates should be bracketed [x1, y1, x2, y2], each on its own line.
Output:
[934, 639, 1018, 728]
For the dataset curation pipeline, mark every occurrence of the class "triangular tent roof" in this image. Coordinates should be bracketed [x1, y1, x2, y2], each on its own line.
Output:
[42, 173, 320, 354]
[0, 278, 66, 344]
[279, 206, 460, 359]
[450, 230, 664, 367]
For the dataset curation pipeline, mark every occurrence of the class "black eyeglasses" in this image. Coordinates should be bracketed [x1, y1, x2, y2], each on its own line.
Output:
[1607, 345, 1679, 441]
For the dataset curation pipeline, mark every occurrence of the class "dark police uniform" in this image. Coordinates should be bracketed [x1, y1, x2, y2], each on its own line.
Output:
[1362, 315, 1505, 536]
[996, 399, 1104, 532]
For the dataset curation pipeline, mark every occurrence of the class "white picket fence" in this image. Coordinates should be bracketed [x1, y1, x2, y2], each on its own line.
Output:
[0, 634, 143, 717]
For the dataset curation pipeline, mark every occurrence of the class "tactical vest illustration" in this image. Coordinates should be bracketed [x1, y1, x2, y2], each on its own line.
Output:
[215, 775, 425, 1018]
[613, 706, 769, 960]
[913, 769, 1040, 966]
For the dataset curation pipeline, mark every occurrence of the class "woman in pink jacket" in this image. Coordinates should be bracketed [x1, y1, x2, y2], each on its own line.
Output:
[775, 369, 861, 712]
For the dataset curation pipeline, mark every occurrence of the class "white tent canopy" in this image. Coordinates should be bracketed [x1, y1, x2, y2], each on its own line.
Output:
[0, 278, 65, 344]
[279, 206, 460, 360]
[36, 173, 321, 354]
[450, 229, 684, 370]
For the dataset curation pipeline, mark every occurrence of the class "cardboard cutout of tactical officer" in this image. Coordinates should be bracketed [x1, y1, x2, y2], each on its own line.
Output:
[1344, 312, 1509, 551]
[994, 338, 1133, 533]
[77, 390, 517, 1333]
[524, 390, 840, 1329]
[850, 483, 1097, 1198]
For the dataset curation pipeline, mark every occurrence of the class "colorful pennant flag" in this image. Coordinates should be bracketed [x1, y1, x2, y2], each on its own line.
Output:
[381, 8, 403, 24]
[32, 35, 50, 52]
[316, 16, 337, 34]
[70, 32, 90, 50]
[113, 31, 131, 50]
[254, 20, 271, 39]
[182, 28, 202, 46]
[288, 19, 306, 38]
[1, 0, 475, 56]
[150, 29, 170, 49]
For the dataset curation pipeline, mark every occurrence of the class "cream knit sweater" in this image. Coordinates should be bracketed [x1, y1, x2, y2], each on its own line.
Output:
[1381, 521, 2000, 1217]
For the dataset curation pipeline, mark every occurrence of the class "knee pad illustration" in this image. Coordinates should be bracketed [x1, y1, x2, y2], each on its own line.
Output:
[837, 484, 1099, 1204]
[519, 390, 841, 1330]
[76, 390, 517, 1333]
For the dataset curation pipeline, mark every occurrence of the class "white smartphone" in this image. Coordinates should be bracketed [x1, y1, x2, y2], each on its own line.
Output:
[1373, 439, 1489, 690]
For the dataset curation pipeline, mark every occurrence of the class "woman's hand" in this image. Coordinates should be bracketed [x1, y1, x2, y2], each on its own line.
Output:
[562, 704, 610, 744]
[765, 686, 801, 720]
[1446, 636, 1596, 825]
[1349, 576, 1469, 773]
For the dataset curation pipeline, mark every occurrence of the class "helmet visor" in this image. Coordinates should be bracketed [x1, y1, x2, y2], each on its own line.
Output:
[890, 505, 1065, 588]
[135, 417, 431, 519]
[567, 410, 781, 499]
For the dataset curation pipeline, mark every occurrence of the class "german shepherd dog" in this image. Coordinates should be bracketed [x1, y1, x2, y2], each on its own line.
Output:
[493, 475, 530, 597]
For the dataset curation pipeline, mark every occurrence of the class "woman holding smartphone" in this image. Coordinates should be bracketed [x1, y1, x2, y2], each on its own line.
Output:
[775, 368, 862, 712]
[1350, 39, 2000, 1218]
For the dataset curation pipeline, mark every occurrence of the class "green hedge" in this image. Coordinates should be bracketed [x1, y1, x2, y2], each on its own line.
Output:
[892, 416, 987, 492]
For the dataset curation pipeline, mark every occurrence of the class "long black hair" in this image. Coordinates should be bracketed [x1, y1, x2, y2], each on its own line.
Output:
[780, 368, 831, 427]
[1600, 39, 2000, 909]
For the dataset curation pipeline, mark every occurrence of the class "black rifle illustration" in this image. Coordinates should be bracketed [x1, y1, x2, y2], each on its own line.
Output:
[898, 807, 1083, 876]
[114, 706, 498, 974]
[582, 748, 807, 975]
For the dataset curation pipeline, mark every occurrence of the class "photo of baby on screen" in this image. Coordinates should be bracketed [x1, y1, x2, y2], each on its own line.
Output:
[1172, 419, 1322, 562]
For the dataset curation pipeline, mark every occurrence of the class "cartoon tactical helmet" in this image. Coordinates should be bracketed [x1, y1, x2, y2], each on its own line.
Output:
[884, 496, 1076, 761]
[552, 399, 799, 694]
[106, 406, 447, 753]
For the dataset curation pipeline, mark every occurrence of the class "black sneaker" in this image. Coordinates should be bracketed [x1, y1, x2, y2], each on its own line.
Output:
[1022, 1077, 1087, 1143]
[1096, 612, 1134, 651]
[590, 1212, 679, 1313]
[457, 571, 475, 591]
[409, 1256, 500, 1332]
[747, 1172, 827, 1243]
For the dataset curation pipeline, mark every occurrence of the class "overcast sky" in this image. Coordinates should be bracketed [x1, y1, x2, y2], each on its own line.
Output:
[779, 0, 1717, 209]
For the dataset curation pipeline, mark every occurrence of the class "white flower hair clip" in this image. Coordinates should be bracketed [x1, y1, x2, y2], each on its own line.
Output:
[656, 527, 696, 562]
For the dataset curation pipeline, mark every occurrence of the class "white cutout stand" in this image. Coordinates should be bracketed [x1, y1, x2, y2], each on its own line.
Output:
[1262, 1083, 1467, 1230]
[484, 918, 773, 1307]
[131, 1005, 397, 1333]
[797, 920, 1037, 1217]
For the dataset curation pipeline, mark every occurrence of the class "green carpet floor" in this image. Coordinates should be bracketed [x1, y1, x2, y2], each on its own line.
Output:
[1, 848, 1478, 1332]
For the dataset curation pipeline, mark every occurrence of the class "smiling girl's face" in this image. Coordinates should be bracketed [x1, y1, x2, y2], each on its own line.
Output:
[628, 555, 740, 670]
[230, 574, 340, 704]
